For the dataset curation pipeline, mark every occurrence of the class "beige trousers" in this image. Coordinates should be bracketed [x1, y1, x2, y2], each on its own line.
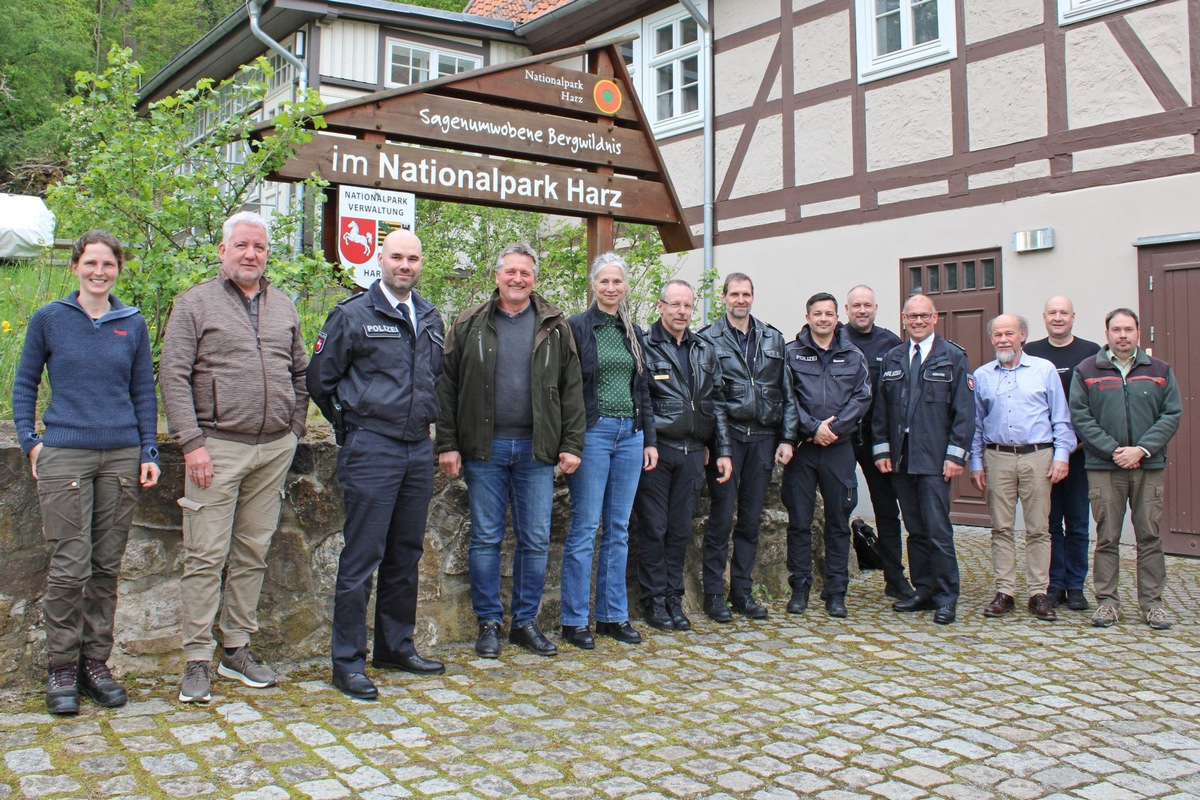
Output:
[1089, 468, 1166, 614]
[179, 433, 296, 662]
[985, 447, 1053, 597]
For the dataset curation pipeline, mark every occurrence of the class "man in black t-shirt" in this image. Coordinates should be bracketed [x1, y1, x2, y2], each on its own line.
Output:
[1025, 295, 1101, 612]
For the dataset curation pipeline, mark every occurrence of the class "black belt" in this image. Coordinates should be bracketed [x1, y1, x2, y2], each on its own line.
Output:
[985, 442, 1052, 455]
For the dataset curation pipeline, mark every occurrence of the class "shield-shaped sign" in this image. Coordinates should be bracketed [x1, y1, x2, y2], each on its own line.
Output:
[339, 217, 377, 265]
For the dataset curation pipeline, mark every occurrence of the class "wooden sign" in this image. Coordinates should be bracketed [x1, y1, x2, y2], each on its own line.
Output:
[322, 93, 657, 173]
[441, 63, 639, 123]
[274, 134, 681, 224]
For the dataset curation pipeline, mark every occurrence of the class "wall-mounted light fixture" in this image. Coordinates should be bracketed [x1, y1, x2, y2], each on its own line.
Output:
[1013, 227, 1054, 253]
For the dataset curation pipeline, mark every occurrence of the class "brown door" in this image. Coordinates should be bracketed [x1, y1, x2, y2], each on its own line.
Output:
[901, 249, 1002, 526]
[1138, 239, 1200, 556]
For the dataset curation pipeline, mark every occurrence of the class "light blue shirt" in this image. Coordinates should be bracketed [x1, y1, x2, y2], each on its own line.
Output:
[969, 351, 1075, 471]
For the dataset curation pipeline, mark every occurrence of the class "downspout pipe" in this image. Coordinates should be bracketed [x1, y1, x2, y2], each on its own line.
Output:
[247, 0, 308, 92]
[676, 0, 713, 320]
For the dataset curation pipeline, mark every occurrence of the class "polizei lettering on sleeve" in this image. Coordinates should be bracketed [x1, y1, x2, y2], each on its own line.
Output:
[364, 324, 402, 338]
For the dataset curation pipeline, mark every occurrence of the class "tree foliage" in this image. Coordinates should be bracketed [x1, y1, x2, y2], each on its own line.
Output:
[47, 46, 332, 352]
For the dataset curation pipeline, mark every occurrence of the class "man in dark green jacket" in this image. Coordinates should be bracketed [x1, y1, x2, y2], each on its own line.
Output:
[1069, 307, 1181, 631]
[436, 243, 586, 659]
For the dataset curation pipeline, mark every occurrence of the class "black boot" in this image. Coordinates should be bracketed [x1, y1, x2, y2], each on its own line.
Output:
[729, 589, 768, 619]
[664, 595, 691, 631]
[786, 582, 811, 614]
[643, 598, 674, 631]
[825, 593, 848, 618]
[79, 657, 127, 707]
[47, 662, 80, 715]
[703, 593, 733, 623]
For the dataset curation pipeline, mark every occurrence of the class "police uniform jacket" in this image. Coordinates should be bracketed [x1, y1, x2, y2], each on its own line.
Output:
[698, 315, 800, 444]
[642, 320, 732, 458]
[306, 281, 444, 443]
[871, 335, 974, 475]
[845, 324, 902, 447]
[569, 305, 656, 446]
[784, 323, 871, 442]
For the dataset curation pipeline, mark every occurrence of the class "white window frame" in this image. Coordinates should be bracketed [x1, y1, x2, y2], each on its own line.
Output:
[384, 39, 481, 88]
[855, 0, 957, 84]
[604, 6, 706, 138]
[1058, 0, 1156, 25]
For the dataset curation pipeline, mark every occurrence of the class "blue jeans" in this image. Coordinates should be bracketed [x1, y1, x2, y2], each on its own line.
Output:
[463, 438, 554, 626]
[562, 418, 644, 627]
[1049, 449, 1091, 591]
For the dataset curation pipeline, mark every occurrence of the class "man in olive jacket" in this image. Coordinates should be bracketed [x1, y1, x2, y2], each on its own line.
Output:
[1069, 307, 1181, 631]
[436, 243, 586, 659]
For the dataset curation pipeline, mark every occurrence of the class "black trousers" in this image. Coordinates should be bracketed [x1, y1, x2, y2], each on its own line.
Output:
[702, 437, 775, 594]
[853, 440, 907, 585]
[890, 470, 960, 606]
[635, 443, 705, 603]
[780, 440, 857, 597]
[332, 430, 433, 675]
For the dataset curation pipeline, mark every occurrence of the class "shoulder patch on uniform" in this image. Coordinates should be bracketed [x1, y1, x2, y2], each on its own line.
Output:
[967, 374, 975, 391]
[313, 331, 327, 354]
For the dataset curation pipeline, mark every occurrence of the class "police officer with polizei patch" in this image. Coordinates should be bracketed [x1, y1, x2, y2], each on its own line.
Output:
[871, 293, 975, 625]
[306, 229, 446, 701]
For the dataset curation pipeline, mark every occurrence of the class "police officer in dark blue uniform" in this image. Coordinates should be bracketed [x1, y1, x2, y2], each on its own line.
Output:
[306, 229, 445, 700]
[871, 293, 975, 625]
[781, 292, 871, 618]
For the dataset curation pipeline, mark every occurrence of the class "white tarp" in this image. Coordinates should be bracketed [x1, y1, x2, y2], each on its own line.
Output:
[0, 194, 55, 258]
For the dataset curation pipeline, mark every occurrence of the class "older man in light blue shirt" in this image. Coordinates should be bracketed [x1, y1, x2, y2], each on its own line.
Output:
[970, 313, 1075, 622]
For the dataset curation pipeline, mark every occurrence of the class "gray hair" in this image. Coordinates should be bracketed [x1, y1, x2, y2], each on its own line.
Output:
[495, 242, 540, 276]
[658, 278, 694, 302]
[222, 210, 269, 245]
[987, 314, 1028, 335]
[590, 252, 643, 373]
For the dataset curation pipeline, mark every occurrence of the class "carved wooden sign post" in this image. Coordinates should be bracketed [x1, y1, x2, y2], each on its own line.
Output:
[259, 37, 694, 270]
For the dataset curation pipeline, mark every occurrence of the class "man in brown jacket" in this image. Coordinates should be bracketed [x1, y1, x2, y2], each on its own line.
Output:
[160, 211, 308, 704]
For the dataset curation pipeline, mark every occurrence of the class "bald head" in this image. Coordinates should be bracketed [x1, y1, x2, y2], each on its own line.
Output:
[1042, 295, 1076, 344]
[379, 228, 423, 299]
[902, 294, 937, 342]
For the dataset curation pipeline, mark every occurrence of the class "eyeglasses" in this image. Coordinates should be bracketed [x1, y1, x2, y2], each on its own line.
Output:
[660, 302, 694, 312]
[903, 312, 934, 321]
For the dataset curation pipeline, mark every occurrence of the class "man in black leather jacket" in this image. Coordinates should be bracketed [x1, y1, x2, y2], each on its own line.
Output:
[697, 274, 798, 622]
[635, 279, 732, 632]
[782, 292, 871, 619]
[306, 230, 446, 700]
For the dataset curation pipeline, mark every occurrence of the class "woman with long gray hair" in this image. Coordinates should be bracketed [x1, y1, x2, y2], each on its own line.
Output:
[560, 252, 658, 648]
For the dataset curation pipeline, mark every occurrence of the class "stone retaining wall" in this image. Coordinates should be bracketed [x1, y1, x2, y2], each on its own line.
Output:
[0, 421, 835, 687]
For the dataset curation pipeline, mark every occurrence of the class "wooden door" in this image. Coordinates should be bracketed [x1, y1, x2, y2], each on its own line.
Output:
[901, 249, 1002, 526]
[1138, 239, 1200, 556]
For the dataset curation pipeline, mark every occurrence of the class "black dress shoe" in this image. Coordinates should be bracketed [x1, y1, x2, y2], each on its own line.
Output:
[1065, 589, 1091, 611]
[595, 621, 642, 644]
[664, 596, 691, 631]
[79, 657, 127, 707]
[933, 605, 956, 625]
[475, 621, 502, 659]
[885, 578, 917, 601]
[643, 598, 674, 631]
[703, 593, 733, 623]
[509, 622, 557, 656]
[372, 653, 445, 675]
[560, 625, 595, 650]
[1047, 587, 1067, 608]
[332, 671, 378, 700]
[786, 584, 811, 614]
[729, 590, 768, 619]
[892, 594, 936, 612]
[46, 663, 80, 715]
[825, 594, 848, 618]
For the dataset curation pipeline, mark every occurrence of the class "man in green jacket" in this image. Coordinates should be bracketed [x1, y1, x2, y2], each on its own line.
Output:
[437, 243, 586, 659]
[1069, 307, 1182, 631]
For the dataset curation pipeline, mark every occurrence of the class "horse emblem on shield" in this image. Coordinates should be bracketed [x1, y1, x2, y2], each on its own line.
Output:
[340, 218, 376, 264]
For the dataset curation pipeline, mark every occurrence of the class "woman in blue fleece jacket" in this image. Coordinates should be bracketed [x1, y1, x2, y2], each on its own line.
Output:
[12, 230, 160, 715]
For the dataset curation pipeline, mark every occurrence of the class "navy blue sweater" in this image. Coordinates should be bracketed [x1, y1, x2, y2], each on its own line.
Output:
[12, 292, 159, 463]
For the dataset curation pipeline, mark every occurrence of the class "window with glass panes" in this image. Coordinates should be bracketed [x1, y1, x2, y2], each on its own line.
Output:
[855, 0, 956, 83]
[386, 41, 480, 88]
[648, 15, 700, 124]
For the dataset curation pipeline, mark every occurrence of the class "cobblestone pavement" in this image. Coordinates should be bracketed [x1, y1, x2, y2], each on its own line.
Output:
[3, 528, 1200, 800]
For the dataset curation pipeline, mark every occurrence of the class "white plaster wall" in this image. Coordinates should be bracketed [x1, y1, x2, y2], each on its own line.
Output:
[967, 47, 1048, 151]
[963, 0, 1043, 44]
[715, 0, 781, 36]
[731, 115, 785, 199]
[1073, 134, 1194, 171]
[716, 35, 780, 115]
[1065, 23, 1162, 128]
[792, 11, 852, 95]
[794, 97, 854, 185]
[865, 72, 954, 171]
[715, 124, 744, 200]
[1125, 0, 1191, 102]
[658, 135, 705, 208]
